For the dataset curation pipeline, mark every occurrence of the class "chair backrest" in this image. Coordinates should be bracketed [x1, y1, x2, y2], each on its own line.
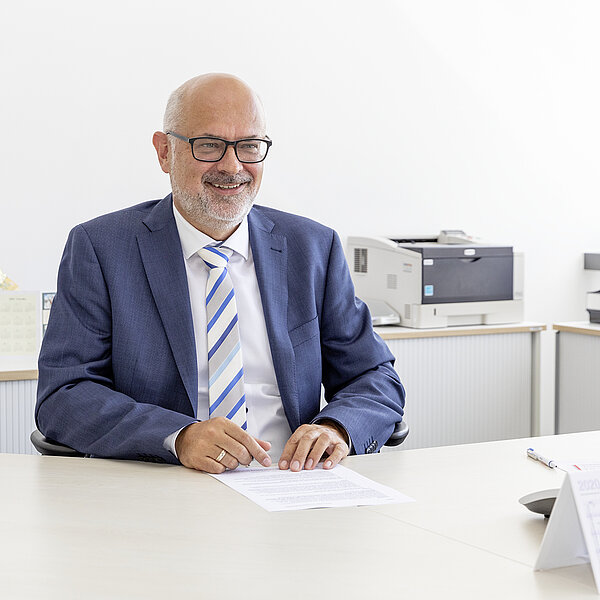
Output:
[384, 421, 409, 447]
[30, 430, 86, 457]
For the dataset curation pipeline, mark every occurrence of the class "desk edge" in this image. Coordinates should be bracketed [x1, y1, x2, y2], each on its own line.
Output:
[378, 324, 546, 340]
[553, 323, 600, 337]
[0, 369, 39, 382]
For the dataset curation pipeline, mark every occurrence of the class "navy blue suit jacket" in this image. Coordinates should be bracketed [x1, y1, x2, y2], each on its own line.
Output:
[36, 195, 405, 463]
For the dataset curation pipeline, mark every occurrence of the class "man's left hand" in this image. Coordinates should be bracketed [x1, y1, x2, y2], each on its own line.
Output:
[278, 422, 349, 471]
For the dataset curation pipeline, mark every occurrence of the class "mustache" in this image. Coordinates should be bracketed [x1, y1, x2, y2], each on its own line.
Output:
[203, 175, 252, 186]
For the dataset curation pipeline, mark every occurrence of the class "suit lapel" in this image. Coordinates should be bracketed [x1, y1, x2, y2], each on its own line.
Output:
[248, 208, 300, 430]
[137, 196, 198, 415]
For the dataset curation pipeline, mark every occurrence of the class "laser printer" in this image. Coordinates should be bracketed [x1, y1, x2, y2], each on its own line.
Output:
[348, 230, 523, 328]
[587, 292, 600, 323]
[584, 253, 600, 323]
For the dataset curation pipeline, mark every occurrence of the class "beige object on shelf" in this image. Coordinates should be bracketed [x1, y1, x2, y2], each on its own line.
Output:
[0, 269, 18, 291]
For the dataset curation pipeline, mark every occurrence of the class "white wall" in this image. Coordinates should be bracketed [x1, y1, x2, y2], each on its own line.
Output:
[2, 1, 600, 432]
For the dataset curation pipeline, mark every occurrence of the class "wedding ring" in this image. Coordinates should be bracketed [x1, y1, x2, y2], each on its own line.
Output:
[216, 449, 226, 463]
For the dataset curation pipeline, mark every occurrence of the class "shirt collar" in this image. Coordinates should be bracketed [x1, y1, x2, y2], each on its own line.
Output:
[172, 202, 249, 261]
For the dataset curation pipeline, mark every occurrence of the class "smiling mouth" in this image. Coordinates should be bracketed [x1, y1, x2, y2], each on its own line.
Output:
[210, 182, 246, 190]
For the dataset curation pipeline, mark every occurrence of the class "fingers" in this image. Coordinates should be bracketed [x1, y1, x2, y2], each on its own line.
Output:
[175, 419, 348, 474]
[321, 442, 347, 469]
[204, 446, 245, 474]
[256, 438, 272, 452]
[227, 422, 272, 466]
[279, 424, 349, 471]
[305, 435, 332, 470]
[279, 426, 313, 470]
[219, 434, 256, 466]
[214, 448, 239, 471]
[175, 418, 272, 473]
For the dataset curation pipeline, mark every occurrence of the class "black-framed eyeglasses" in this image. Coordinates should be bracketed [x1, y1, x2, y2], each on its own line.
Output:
[166, 131, 272, 163]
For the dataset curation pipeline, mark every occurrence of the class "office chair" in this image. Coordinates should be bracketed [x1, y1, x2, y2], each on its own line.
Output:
[30, 421, 409, 457]
[385, 420, 409, 447]
[30, 430, 87, 457]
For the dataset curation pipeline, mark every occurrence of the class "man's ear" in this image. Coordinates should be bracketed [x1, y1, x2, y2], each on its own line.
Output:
[152, 131, 171, 174]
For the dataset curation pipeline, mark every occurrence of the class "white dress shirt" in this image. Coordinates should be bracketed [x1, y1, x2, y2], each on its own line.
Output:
[165, 204, 292, 460]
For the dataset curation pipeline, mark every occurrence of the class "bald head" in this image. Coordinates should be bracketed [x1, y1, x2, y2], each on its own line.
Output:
[163, 73, 266, 136]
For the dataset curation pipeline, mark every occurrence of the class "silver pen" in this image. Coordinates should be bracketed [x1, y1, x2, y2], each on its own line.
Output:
[527, 448, 556, 469]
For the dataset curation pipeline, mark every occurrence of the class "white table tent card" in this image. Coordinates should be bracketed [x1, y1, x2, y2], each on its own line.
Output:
[535, 469, 600, 593]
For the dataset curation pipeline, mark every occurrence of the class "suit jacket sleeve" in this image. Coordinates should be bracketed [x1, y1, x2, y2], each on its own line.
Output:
[36, 224, 196, 464]
[312, 230, 405, 454]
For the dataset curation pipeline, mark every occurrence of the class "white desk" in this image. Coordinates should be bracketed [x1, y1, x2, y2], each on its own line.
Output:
[378, 322, 545, 448]
[2, 431, 599, 599]
[554, 322, 600, 434]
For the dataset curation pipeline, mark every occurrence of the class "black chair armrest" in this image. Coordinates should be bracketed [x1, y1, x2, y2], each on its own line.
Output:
[30, 430, 86, 457]
[384, 421, 409, 447]
[30, 422, 407, 456]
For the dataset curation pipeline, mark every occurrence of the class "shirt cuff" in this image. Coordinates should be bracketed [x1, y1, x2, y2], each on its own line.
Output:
[163, 425, 190, 459]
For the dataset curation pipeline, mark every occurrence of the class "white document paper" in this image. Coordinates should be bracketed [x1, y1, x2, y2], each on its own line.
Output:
[555, 460, 600, 473]
[535, 469, 600, 593]
[210, 463, 414, 512]
[0, 292, 40, 356]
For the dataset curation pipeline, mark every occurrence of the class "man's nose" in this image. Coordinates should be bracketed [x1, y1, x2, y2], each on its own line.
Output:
[217, 145, 243, 174]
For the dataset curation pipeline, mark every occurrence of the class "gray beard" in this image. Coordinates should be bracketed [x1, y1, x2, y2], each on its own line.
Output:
[172, 179, 255, 236]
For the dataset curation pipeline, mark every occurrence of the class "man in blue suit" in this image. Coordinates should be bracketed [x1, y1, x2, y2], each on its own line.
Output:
[36, 74, 405, 473]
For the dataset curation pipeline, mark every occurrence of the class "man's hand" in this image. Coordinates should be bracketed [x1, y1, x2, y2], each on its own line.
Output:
[175, 418, 272, 473]
[278, 421, 349, 471]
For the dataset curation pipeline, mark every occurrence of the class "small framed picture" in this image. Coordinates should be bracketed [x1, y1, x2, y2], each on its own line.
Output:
[42, 292, 55, 310]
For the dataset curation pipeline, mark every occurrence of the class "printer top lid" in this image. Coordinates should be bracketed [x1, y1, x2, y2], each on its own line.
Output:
[391, 241, 513, 259]
[391, 230, 512, 259]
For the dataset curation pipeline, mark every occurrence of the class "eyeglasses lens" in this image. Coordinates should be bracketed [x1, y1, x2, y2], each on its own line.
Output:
[192, 138, 268, 163]
[235, 140, 269, 163]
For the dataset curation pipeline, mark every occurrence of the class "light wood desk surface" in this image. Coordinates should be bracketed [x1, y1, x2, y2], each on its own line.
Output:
[0, 369, 37, 381]
[0, 357, 38, 381]
[2, 432, 599, 599]
[554, 321, 600, 338]
[376, 321, 546, 340]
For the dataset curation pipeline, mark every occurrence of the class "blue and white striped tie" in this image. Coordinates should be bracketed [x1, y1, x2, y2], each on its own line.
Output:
[198, 245, 247, 430]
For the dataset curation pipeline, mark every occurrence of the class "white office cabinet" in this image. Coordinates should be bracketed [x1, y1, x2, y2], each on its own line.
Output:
[554, 322, 600, 434]
[0, 376, 37, 454]
[379, 323, 543, 450]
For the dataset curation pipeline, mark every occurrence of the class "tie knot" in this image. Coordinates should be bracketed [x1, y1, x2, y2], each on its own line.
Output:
[198, 245, 232, 269]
